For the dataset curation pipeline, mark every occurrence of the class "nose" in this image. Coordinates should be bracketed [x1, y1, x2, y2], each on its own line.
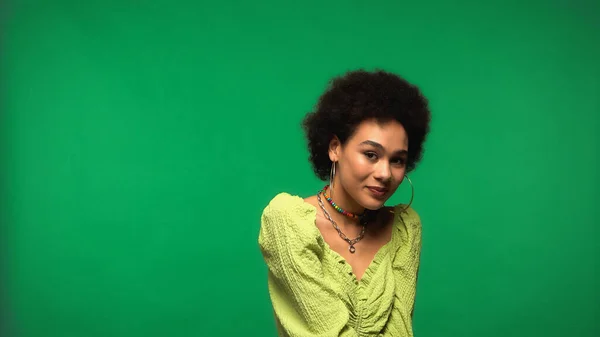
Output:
[374, 161, 392, 182]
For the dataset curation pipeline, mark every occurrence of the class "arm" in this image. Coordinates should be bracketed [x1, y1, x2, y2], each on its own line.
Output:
[258, 201, 358, 337]
[411, 265, 420, 320]
[380, 205, 423, 336]
[411, 211, 423, 321]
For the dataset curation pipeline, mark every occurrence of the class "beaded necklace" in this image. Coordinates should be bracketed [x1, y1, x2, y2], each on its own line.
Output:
[321, 185, 365, 220]
[317, 192, 365, 253]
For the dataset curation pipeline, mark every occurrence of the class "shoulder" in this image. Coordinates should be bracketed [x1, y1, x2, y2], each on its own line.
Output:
[259, 192, 318, 237]
[261, 192, 316, 221]
[258, 192, 321, 252]
[392, 203, 422, 234]
[394, 204, 421, 222]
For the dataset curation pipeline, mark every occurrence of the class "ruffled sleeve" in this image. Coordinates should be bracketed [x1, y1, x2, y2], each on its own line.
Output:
[258, 193, 359, 337]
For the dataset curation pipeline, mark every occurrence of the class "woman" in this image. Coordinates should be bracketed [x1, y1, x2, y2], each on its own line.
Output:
[258, 69, 431, 337]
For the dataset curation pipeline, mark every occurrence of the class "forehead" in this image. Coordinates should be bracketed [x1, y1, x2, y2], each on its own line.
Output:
[347, 119, 408, 149]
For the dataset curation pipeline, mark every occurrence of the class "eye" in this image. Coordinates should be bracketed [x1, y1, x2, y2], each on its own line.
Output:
[392, 157, 407, 166]
[364, 152, 378, 160]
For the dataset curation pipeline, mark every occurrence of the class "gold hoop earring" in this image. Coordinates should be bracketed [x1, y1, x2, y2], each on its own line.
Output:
[398, 175, 414, 213]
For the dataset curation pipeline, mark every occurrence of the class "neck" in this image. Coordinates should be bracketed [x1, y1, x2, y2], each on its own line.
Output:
[327, 183, 366, 219]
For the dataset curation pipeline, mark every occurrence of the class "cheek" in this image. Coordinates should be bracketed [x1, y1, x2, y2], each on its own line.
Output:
[392, 168, 406, 184]
[350, 158, 373, 176]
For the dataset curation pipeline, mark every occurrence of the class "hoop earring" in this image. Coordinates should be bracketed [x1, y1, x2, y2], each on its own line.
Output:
[398, 175, 414, 213]
[329, 161, 337, 191]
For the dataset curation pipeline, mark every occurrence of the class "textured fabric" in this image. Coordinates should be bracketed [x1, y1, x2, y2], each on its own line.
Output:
[258, 192, 422, 337]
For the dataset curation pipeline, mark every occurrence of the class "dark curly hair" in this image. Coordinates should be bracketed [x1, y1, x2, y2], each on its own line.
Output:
[302, 69, 431, 181]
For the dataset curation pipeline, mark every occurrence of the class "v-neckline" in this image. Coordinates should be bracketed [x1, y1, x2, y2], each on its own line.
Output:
[302, 198, 400, 284]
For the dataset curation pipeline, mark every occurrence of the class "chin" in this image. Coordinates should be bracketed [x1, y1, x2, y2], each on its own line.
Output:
[361, 198, 387, 211]
[359, 187, 393, 210]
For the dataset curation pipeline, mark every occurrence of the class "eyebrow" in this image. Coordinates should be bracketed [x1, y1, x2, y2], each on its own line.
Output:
[359, 140, 408, 155]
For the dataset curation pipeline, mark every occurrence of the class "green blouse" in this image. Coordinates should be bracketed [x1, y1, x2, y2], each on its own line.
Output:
[258, 192, 422, 336]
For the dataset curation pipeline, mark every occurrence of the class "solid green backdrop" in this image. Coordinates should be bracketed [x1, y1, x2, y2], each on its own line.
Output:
[1, 1, 598, 336]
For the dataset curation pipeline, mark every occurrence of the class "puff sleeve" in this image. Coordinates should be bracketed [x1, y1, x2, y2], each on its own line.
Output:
[258, 193, 359, 337]
[379, 206, 423, 337]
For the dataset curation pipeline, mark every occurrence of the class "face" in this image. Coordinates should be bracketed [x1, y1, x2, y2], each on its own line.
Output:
[329, 119, 408, 211]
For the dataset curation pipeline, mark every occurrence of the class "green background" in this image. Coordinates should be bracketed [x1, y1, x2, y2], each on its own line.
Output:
[2, 1, 598, 336]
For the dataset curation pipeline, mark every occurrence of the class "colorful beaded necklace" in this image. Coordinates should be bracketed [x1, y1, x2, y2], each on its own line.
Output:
[321, 185, 365, 220]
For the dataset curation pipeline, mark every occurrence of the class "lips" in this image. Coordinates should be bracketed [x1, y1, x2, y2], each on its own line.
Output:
[367, 186, 388, 193]
[367, 186, 389, 198]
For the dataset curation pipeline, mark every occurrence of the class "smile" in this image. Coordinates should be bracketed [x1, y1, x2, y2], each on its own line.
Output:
[366, 186, 388, 198]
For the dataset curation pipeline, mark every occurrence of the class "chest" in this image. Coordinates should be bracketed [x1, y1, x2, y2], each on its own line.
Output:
[315, 216, 393, 281]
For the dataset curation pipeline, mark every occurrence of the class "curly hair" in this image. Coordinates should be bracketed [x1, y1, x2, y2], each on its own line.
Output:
[302, 69, 431, 181]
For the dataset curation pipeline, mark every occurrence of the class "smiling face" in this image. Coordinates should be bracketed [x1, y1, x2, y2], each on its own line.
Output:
[329, 119, 408, 211]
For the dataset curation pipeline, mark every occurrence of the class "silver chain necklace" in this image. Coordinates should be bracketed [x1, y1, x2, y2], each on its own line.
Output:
[317, 192, 366, 253]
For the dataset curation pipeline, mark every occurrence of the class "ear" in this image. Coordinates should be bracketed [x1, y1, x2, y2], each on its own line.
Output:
[328, 136, 341, 162]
